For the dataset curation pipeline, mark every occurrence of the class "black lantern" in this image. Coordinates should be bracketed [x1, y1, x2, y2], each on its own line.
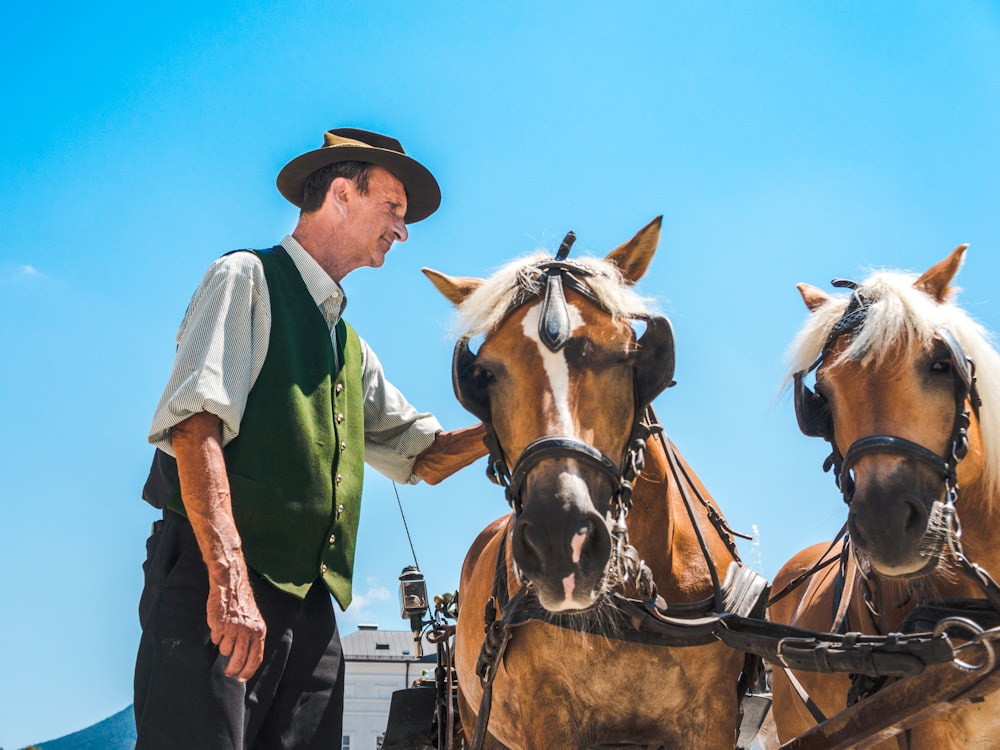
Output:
[399, 565, 428, 659]
[399, 565, 429, 620]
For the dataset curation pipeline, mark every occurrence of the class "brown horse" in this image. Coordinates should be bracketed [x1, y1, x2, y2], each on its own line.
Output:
[769, 245, 1000, 748]
[423, 218, 763, 749]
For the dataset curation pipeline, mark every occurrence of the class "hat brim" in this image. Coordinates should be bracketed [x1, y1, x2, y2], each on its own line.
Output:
[276, 144, 441, 223]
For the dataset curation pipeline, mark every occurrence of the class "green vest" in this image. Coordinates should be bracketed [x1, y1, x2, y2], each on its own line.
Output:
[167, 246, 365, 608]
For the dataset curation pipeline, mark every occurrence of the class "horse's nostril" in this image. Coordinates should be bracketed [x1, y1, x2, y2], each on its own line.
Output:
[513, 520, 542, 570]
[902, 499, 928, 537]
[570, 525, 589, 564]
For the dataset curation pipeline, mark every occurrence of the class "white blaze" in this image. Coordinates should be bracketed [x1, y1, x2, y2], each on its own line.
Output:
[521, 302, 585, 432]
[521, 304, 597, 611]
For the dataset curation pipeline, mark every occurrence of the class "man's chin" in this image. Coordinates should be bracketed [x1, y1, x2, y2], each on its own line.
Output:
[371, 247, 390, 267]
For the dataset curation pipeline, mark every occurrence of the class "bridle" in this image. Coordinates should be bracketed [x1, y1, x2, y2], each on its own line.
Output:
[452, 231, 676, 532]
[792, 278, 982, 571]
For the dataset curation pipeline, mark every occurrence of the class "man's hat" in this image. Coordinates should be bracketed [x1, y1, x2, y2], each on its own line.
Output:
[276, 128, 441, 223]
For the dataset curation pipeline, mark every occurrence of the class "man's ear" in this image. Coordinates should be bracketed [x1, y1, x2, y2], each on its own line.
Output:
[326, 176, 353, 216]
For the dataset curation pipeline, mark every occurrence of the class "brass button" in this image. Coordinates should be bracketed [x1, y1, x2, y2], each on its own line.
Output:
[336, 473, 343, 484]
[337, 504, 345, 518]
[340, 441, 347, 451]
[320, 563, 328, 573]
[336, 413, 345, 424]
[335, 383, 344, 394]
[329, 534, 336, 544]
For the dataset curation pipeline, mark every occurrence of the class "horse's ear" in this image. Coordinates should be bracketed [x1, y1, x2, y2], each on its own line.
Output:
[421, 268, 484, 306]
[605, 215, 662, 285]
[797, 283, 831, 312]
[913, 244, 968, 303]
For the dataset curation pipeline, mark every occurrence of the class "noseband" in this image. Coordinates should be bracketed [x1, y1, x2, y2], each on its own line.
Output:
[452, 232, 675, 523]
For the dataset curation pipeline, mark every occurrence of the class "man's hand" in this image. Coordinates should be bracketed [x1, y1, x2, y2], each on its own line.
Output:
[172, 412, 267, 681]
[206, 559, 266, 682]
[412, 423, 489, 485]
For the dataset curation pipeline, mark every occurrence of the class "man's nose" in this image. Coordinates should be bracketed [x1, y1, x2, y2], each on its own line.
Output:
[394, 219, 409, 243]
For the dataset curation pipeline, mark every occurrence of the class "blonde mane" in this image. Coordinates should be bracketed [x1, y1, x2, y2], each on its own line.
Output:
[454, 251, 657, 338]
[785, 269, 1000, 500]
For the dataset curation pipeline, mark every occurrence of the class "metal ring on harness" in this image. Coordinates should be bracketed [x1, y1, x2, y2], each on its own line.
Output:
[934, 616, 997, 674]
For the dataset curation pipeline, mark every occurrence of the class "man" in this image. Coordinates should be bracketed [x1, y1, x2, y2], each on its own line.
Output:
[135, 128, 487, 749]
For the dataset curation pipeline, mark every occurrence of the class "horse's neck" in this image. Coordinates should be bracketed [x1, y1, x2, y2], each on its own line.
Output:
[629, 434, 739, 604]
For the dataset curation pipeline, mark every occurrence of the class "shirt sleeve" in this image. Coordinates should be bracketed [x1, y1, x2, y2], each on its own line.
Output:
[147, 252, 270, 455]
[360, 339, 442, 484]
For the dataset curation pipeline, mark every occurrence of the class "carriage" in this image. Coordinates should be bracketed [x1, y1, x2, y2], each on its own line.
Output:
[382, 225, 1000, 749]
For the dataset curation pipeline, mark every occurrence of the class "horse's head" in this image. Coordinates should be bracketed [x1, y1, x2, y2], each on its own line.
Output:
[788, 245, 1000, 579]
[423, 217, 674, 611]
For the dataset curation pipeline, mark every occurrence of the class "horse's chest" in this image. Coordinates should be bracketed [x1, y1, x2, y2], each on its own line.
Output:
[492, 630, 741, 747]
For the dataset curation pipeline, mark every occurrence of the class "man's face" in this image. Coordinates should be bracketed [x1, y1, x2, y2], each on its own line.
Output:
[341, 165, 409, 270]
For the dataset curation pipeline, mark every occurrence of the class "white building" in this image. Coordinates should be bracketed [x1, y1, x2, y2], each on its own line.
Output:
[342, 625, 437, 750]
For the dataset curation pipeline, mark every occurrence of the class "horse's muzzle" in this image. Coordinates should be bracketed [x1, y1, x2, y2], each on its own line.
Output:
[511, 465, 614, 612]
[847, 459, 949, 577]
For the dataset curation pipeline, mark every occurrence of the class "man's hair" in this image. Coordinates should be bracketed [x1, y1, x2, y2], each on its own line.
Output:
[300, 160, 375, 213]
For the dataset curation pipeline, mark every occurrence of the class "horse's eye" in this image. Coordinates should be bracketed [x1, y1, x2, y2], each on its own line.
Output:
[472, 366, 495, 388]
[931, 359, 952, 375]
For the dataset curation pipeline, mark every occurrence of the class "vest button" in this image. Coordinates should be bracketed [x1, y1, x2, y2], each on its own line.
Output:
[337, 504, 345, 516]
[335, 383, 344, 394]
[336, 413, 345, 424]
[340, 441, 347, 451]
[320, 563, 328, 573]
[329, 534, 337, 544]
[336, 473, 343, 484]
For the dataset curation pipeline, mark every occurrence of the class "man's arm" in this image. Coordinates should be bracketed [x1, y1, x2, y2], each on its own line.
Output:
[412, 423, 489, 485]
[171, 411, 266, 681]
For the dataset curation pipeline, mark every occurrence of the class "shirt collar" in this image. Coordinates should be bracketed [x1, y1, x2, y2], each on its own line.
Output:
[281, 234, 347, 318]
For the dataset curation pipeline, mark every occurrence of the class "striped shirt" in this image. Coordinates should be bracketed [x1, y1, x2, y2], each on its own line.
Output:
[148, 235, 441, 484]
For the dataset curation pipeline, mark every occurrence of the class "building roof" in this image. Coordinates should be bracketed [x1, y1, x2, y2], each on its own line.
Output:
[342, 625, 437, 662]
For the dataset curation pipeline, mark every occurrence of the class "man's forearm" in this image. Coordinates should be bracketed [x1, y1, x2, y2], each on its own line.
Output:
[172, 412, 245, 580]
[412, 423, 489, 485]
[171, 411, 265, 681]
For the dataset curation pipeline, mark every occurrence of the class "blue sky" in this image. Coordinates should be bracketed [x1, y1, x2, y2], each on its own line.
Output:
[2, 2, 999, 746]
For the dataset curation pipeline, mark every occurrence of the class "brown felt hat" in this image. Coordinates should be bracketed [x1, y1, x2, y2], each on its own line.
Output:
[276, 128, 441, 223]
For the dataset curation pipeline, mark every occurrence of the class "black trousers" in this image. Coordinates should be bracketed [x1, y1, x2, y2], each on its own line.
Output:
[134, 511, 345, 750]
